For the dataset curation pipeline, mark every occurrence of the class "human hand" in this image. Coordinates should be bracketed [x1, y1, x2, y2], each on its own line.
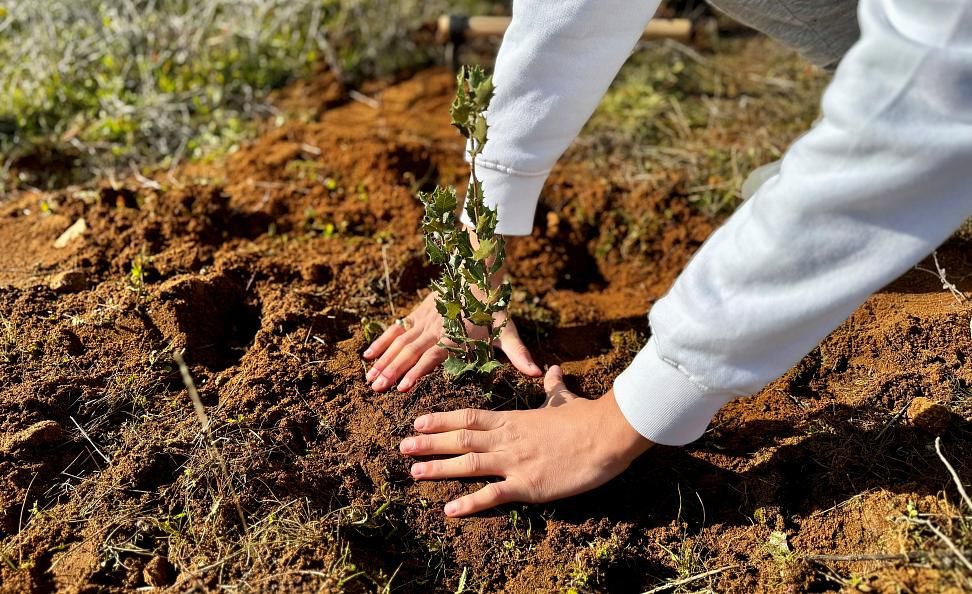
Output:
[363, 291, 541, 392]
[399, 365, 653, 517]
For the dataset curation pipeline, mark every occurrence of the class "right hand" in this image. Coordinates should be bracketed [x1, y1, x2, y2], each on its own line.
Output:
[363, 292, 542, 392]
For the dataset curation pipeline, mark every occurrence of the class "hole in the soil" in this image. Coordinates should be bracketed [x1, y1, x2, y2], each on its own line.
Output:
[129, 447, 188, 491]
[301, 261, 334, 285]
[394, 252, 437, 295]
[553, 243, 607, 291]
[171, 186, 274, 245]
[387, 145, 439, 192]
[509, 205, 608, 293]
[160, 273, 262, 371]
[270, 309, 357, 344]
[787, 348, 822, 399]
[540, 316, 645, 362]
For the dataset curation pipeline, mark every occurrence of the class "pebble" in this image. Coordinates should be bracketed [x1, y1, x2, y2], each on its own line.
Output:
[48, 270, 88, 293]
[54, 217, 87, 249]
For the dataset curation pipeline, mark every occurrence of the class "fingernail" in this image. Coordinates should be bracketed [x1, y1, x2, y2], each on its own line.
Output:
[398, 378, 413, 392]
[411, 463, 424, 477]
[401, 438, 416, 453]
[366, 367, 379, 382]
[363, 348, 373, 358]
[372, 376, 389, 391]
[444, 501, 458, 516]
[414, 416, 429, 431]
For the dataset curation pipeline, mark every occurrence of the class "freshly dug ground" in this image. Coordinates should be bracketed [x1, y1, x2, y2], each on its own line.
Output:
[2, 47, 972, 594]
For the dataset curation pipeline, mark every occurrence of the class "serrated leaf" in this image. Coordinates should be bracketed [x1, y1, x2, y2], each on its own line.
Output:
[443, 356, 465, 377]
[472, 116, 488, 148]
[433, 186, 457, 214]
[472, 238, 495, 261]
[468, 310, 492, 327]
[443, 301, 462, 320]
[460, 263, 484, 287]
[478, 359, 503, 375]
[425, 239, 446, 263]
[490, 253, 505, 274]
[475, 207, 497, 238]
[456, 231, 474, 259]
[444, 356, 476, 378]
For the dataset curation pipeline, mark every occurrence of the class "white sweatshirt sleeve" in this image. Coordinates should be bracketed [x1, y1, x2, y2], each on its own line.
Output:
[477, 0, 972, 446]
[614, 0, 972, 445]
[458, 0, 661, 235]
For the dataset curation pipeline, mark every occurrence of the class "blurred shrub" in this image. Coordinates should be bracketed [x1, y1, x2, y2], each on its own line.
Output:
[0, 0, 501, 190]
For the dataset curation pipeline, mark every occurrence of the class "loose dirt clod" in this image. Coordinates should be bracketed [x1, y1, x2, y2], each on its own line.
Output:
[143, 555, 175, 588]
[907, 396, 954, 435]
[48, 270, 88, 293]
[1, 420, 65, 453]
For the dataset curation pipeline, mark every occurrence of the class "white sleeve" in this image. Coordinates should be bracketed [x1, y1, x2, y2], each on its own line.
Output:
[614, 0, 972, 446]
[459, 0, 662, 235]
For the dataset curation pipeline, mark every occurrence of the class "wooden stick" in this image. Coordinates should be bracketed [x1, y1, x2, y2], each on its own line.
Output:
[438, 15, 693, 43]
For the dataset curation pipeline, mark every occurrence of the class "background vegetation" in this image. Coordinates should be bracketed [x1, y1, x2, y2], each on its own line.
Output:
[0, 0, 502, 194]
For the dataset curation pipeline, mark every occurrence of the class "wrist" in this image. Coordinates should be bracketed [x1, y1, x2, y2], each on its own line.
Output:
[597, 389, 653, 466]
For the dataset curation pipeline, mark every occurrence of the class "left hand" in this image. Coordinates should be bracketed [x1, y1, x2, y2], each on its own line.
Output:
[400, 365, 653, 517]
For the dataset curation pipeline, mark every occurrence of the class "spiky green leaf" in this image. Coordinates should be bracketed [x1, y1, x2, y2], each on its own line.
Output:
[472, 238, 495, 262]
[444, 356, 476, 378]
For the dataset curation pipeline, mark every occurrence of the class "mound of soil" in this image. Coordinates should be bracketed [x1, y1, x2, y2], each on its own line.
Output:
[1, 65, 971, 594]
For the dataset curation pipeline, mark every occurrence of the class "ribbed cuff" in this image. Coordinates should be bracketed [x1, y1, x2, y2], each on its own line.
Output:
[613, 338, 735, 446]
[459, 161, 547, 236]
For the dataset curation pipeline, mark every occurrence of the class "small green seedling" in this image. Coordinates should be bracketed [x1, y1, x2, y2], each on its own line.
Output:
[128, 248, 152, 297]
[418, 65, 511, 378]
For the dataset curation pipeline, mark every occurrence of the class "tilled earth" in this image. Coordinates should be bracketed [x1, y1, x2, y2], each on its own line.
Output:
[1, 62, 971, 593]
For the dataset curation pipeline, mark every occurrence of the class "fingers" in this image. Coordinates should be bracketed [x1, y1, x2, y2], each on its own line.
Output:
[362, 323, 404, 360]
[370, 334, 436, 392]
[444, 480, 517, 517]
[365, 329, 431, 392]
[413, 408, 504, 433]
[543, 365, 577, 408]
[366, 327, 417, 381]
[497, 323, 542, 377]
[397, 346, 447, 392]
[409, 452, 503, 481]
[400, 428, 494, 456]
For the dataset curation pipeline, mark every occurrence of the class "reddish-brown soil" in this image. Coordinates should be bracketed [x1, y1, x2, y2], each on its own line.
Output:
[1, 65, 971, 594]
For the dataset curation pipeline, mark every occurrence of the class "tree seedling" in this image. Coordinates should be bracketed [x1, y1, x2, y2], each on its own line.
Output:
[418, 65, 510, 378]
[128, 248, 152, 298]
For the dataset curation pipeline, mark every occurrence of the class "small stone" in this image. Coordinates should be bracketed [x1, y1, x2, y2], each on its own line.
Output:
[1, 420, 65, 453]
[48, 270, 88, 293]
[907, 396, 953, 435]
[54, 217, 87, 249]
[143, 556, 175, 588]
[545, 211, 561, 238]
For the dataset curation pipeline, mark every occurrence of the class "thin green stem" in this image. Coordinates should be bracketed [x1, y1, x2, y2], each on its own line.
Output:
[467, 126, 496, 359]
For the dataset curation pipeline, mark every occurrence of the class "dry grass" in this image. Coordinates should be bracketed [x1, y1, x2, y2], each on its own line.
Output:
[575, 36, 829, 219]
[804, 438, 972, 592]
[0, 0, 502, 194]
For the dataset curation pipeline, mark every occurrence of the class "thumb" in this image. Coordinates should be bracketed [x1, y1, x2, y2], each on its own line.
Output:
[543, 365, 578, 408]
[497, 322, 542, 377]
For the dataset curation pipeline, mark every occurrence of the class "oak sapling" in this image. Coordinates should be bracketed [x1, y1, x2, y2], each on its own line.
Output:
[418, 65, 511, 378]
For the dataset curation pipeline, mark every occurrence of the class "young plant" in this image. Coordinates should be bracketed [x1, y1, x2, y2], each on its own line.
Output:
[418, 66, 511, 378]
